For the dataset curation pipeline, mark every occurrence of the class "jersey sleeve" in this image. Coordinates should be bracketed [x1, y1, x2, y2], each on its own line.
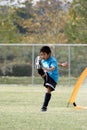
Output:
[50, 60, 57, 69]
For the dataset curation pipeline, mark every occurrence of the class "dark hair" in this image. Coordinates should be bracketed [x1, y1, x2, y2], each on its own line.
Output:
[40, 46, 51, 54]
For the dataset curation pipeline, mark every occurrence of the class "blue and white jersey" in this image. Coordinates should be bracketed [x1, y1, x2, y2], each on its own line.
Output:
[41, 56, 59, 83]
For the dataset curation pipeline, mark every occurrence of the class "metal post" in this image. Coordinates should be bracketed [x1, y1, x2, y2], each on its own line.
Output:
[68, 45, 71, 86]
[32, 45, 34, 85]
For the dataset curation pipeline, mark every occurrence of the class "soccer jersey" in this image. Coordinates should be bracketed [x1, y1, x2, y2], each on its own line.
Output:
[41, 56, 59, 83]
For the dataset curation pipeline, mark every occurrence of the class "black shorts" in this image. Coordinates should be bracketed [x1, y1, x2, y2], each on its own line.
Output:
[44, 73, 57, 91]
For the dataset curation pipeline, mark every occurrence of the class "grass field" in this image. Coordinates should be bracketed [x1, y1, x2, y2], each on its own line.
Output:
[0, 85, 87, 130]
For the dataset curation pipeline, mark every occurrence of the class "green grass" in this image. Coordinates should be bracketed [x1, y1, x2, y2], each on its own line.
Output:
[0, 76, 77, 85]
[0, 85, 87, 130]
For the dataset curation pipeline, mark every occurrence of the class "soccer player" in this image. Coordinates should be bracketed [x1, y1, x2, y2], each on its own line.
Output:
[35, 46, 68, 112]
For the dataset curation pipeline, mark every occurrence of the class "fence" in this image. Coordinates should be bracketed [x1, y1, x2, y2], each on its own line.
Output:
[0, 44, 87, 86]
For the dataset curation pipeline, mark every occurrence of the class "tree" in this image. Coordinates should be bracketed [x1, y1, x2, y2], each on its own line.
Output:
[20, 0, 68, 43]
[0, 6, 22, 43]
[64, 0, 87, 43]
[11, 0, 36, 43]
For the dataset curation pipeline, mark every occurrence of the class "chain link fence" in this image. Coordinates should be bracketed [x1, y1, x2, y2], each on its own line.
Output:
[0, 44, 87, 86]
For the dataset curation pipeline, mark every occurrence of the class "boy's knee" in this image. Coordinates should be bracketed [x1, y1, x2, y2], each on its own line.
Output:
[38, 68, 45, 76]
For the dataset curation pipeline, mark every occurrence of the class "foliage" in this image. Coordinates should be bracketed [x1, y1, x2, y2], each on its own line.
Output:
[0, 63, 32, 76]
[0, 0, 68, 43]
[0, 0, 87, 43]
[21, 0, 68, 43]
[64, 0, 87, 43]
[0, 6, 23, 43]
[0, 46, 32, 76]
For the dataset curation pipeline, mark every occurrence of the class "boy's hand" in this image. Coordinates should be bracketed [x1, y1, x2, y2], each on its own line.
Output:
[61, 62, 68, 67]
[58, 62, 68, 67]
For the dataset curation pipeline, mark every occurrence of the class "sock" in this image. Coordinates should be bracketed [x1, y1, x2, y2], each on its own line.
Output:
[42, 93, 51, 109]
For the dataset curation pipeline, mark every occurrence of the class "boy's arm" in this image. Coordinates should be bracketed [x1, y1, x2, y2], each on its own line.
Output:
[43, 66, 55, 72]
[43, 62, 68, 72]
[58, 62, 68, 67]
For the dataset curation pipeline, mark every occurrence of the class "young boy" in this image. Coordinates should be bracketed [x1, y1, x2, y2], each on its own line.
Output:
[35, 46, 68, 112]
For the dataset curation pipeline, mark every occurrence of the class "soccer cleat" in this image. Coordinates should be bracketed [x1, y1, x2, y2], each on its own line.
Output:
[35, 56, 42, 69]
[41, 107, 47, 112]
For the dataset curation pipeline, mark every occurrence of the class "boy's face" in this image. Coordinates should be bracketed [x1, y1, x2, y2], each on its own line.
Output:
[40, 52, 50, 60]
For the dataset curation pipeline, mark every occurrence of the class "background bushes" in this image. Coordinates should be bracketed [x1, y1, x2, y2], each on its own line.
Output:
[0, 63, 32, 76]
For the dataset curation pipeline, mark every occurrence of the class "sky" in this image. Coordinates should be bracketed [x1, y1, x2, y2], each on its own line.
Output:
[31, 0, 73, 6]
[0, 0, 73, 6]
[33, 0, 73, 4]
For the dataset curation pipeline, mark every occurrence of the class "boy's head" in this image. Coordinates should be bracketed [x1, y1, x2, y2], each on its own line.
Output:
[40, 46, 51, 60]
[40, 46, 51, 54]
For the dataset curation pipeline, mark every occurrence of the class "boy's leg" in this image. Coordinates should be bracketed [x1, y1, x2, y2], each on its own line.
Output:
[38, 68, 45, 76]
[37, 68, 51, 111]
[41, 87, 52, 111]
[38, 68, 47, 81]
[41, 92, 51, 111]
